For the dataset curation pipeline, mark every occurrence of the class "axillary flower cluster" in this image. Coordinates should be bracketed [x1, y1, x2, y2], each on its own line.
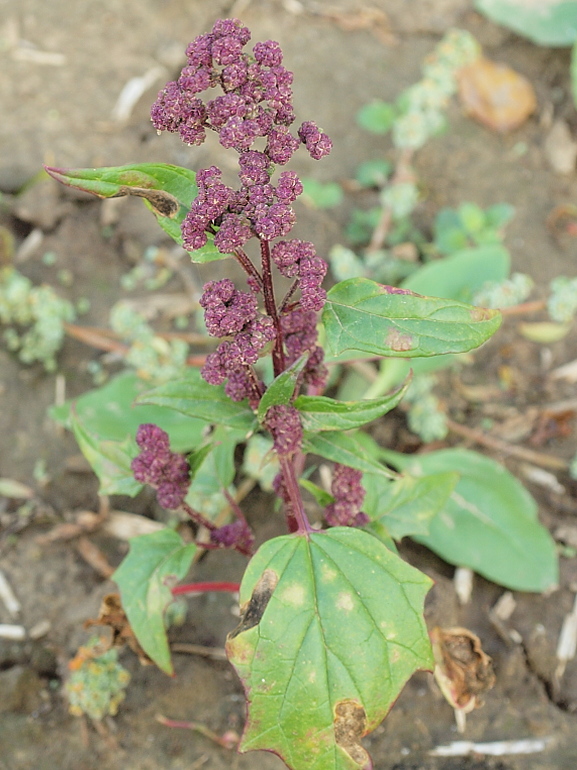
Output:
[132, 18, 368, 537]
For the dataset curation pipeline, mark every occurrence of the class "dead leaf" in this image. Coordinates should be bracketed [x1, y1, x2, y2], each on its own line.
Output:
[458, 57, 536, 132]
[431, 626, 495, 712]
[84, 593, 153, 666]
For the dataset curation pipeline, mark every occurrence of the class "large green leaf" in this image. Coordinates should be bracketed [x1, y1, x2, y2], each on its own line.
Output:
[295, 378, 408, 432]
[304, 431, 397, 479]
[113, 529, 197, 675]
[136, 368, 256, 431]
[227, 528, 433, 770]
[383, 448, 559, 592]
[44, 163, 224, 263]
[69, 410, 141, 496]
[363, 471, 460, 540]
[475, 0, 577, 46]
[322, 278, 501, 360]
[50, 372, 207, 452]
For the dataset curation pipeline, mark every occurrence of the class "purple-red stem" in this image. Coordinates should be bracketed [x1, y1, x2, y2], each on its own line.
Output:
[231, 246, 263, 290]
[279, 456, 312, 534]
[260, 239, 286, 376]
[172, 581, 240, 596]
[181, 501, 218, 531]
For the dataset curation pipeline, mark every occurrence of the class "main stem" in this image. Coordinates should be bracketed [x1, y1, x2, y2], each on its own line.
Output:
[260, 239, 286, 377]
[280, 456, 312, 534]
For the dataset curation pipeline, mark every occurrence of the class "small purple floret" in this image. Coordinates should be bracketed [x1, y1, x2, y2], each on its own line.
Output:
[325, 464, 367, 528]
[132, 424, 190, 509]
[264, 404, 303, 456]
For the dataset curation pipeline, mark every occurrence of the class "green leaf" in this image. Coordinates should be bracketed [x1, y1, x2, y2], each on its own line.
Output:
[294, 378, 409, 432]
[304, 431, 397, 479]
[185, 425, 247, 520]
[322, 278, 501, 360]
[475, 0, 577, 46]
[226, 528, 433, 770]
[299, 478, 334, 507]
[383, 448, 559, 592]
[70, 411, 141, 496]
[301, 178, 344, 209]
[44, 163, 226, 264]
[355, 159, 392, 188]
[485, 203, 515, 230]
[50, 372, 207, 452]
[363, 471, 460, 540]
[458, 202, 486, 235]
[357, 100, 397, 133]
[402, 245, 511, 302]
[187, 443, 214, 480]
[113, 529, 197, 675]
[257, 356, 308, 422]
[136, 368, 256, 431]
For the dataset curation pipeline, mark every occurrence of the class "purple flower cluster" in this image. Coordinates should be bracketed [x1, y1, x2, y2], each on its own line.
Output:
[131, 424, 190, 509]
[264, 404, 303, 457]
[210, 519, 254, 553]
[151, 18, 331, 255]
[271, 239, 327, 311]
[281, 309, 328, 389]
[325, 464, 369, 528]
[200, 279, 275, 403]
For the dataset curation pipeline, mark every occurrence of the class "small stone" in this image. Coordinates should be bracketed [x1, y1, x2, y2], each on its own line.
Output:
[543, 120, 577, 174]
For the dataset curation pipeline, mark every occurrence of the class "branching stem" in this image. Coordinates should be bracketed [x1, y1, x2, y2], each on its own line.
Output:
[260, 239, 286, 376]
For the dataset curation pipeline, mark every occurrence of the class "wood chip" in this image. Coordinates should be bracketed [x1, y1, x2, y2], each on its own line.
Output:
[454, 568, 474, 606]
[430, 737, 553, 757]
[0, 569, 21, 615]
[0, 624, 26, 640]
[102, 511, 164, 539]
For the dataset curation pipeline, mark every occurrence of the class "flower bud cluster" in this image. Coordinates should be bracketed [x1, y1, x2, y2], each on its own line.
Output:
[264, 404, 303, 457]
[271, 239, 327, 311]
[131, 424, 191, 509]
[325, 464, 369, 528]
[199, 279, 275, 402]
[280, 308, 327, 389]
[210, 519, 254, 553]
[152, 18, 331, 256]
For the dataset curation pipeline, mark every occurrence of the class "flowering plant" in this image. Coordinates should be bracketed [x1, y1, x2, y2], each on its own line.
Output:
[45, 18, 534, 770]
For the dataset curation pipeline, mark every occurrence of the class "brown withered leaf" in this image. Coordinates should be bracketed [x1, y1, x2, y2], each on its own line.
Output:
[431, 626, 495, 713]
[458, 57, 536, 133]
[84, 593, 153, 666]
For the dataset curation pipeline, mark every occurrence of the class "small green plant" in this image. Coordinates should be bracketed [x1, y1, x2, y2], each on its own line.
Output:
[44, 18, 557, 770]
[66, 636, 131, 720]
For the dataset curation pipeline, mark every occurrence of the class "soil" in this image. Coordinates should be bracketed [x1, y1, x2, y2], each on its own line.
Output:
[2, 1, 577, 768]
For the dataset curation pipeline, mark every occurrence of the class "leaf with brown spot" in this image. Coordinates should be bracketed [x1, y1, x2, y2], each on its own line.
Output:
[323, 277, 501, 361]
[431, 626, 495, 712]
[334, 700, 370, 769]
[458, 57, 537, 133]
[226, 528, 433, 770]
[45, 163, 226, 264]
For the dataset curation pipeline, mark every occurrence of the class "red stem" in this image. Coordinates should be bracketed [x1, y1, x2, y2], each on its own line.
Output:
[279, 456, 312, 534]
[232, 246, 263, 290]
[172, 581, 240, 596]
[260, 239, 285, 376]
